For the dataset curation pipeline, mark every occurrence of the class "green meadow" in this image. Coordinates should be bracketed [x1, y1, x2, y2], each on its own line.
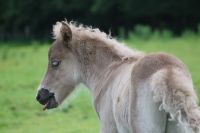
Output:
[0, 33, 200, 133]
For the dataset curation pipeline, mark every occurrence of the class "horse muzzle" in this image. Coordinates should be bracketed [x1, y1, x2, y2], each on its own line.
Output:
[36, 88, 58, 110]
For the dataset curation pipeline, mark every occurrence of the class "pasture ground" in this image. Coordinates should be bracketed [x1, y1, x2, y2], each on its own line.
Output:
[0, 34, 200, 133]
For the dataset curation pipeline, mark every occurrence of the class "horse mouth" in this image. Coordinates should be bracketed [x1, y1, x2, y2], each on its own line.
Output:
[36, 89, 58, 110]
[42, 97, 58, 110]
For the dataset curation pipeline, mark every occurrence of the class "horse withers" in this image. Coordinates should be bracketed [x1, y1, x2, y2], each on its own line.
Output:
[36, 21, 200, 133]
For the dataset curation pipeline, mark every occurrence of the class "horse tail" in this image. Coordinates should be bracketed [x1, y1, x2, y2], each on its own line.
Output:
[151, 68, 200, 132]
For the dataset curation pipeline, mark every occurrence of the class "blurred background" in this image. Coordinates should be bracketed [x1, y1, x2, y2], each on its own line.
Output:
[1, 0, 200, 40]
[0, 0, 200, 133]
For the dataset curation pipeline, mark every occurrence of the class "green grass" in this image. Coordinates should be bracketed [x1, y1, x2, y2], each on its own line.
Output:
[0, 34, 200, 133]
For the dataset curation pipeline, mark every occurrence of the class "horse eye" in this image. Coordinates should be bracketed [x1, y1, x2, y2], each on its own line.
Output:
[51, 60, 60, 67]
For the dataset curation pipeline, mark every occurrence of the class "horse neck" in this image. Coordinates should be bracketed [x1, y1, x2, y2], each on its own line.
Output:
[71, 38, 122, 92]
[71, 36, 143, 93]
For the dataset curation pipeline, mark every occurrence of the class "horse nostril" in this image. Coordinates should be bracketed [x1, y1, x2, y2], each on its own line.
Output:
[40, 88, 49, 95]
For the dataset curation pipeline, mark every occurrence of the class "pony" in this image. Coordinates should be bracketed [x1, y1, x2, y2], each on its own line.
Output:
[36, 20, 200, 133]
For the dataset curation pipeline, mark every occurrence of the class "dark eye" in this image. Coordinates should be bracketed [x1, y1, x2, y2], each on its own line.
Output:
[51, 60, 60, 68]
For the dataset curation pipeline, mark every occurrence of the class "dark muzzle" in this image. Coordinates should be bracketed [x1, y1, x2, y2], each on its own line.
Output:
[36, 88, 58, 110]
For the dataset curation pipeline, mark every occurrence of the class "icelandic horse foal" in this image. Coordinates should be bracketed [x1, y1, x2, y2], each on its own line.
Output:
[36, 21, 200, 133]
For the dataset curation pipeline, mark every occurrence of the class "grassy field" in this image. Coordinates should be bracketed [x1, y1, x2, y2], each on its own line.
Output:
[0, 34, 200, 133]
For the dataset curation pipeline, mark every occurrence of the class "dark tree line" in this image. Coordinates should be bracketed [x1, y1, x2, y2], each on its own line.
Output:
[0, 0, 200, 40]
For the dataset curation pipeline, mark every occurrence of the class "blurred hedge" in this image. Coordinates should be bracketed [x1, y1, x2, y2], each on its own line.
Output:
[0, 0, 200, 40]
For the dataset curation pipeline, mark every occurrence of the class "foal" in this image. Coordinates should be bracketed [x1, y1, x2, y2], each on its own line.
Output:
[36, 21, 200, 133]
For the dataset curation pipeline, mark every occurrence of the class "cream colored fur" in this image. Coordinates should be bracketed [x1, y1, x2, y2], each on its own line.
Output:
[39, 20, 200, 133]
[53, 21, 144, 59]
[151, 68, 200, 133]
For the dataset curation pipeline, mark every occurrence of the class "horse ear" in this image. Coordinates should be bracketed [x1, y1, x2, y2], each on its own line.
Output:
[60, 21, 72, 42]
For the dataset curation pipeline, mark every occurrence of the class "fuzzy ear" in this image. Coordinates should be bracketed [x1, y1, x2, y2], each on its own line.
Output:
[60, 21, 72, 42]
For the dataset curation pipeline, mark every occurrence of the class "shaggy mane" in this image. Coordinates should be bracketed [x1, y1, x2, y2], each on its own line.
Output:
[53, 20, 144, 58]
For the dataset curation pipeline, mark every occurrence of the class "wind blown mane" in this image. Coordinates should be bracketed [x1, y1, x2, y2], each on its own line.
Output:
[52, 20, 144, 59]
